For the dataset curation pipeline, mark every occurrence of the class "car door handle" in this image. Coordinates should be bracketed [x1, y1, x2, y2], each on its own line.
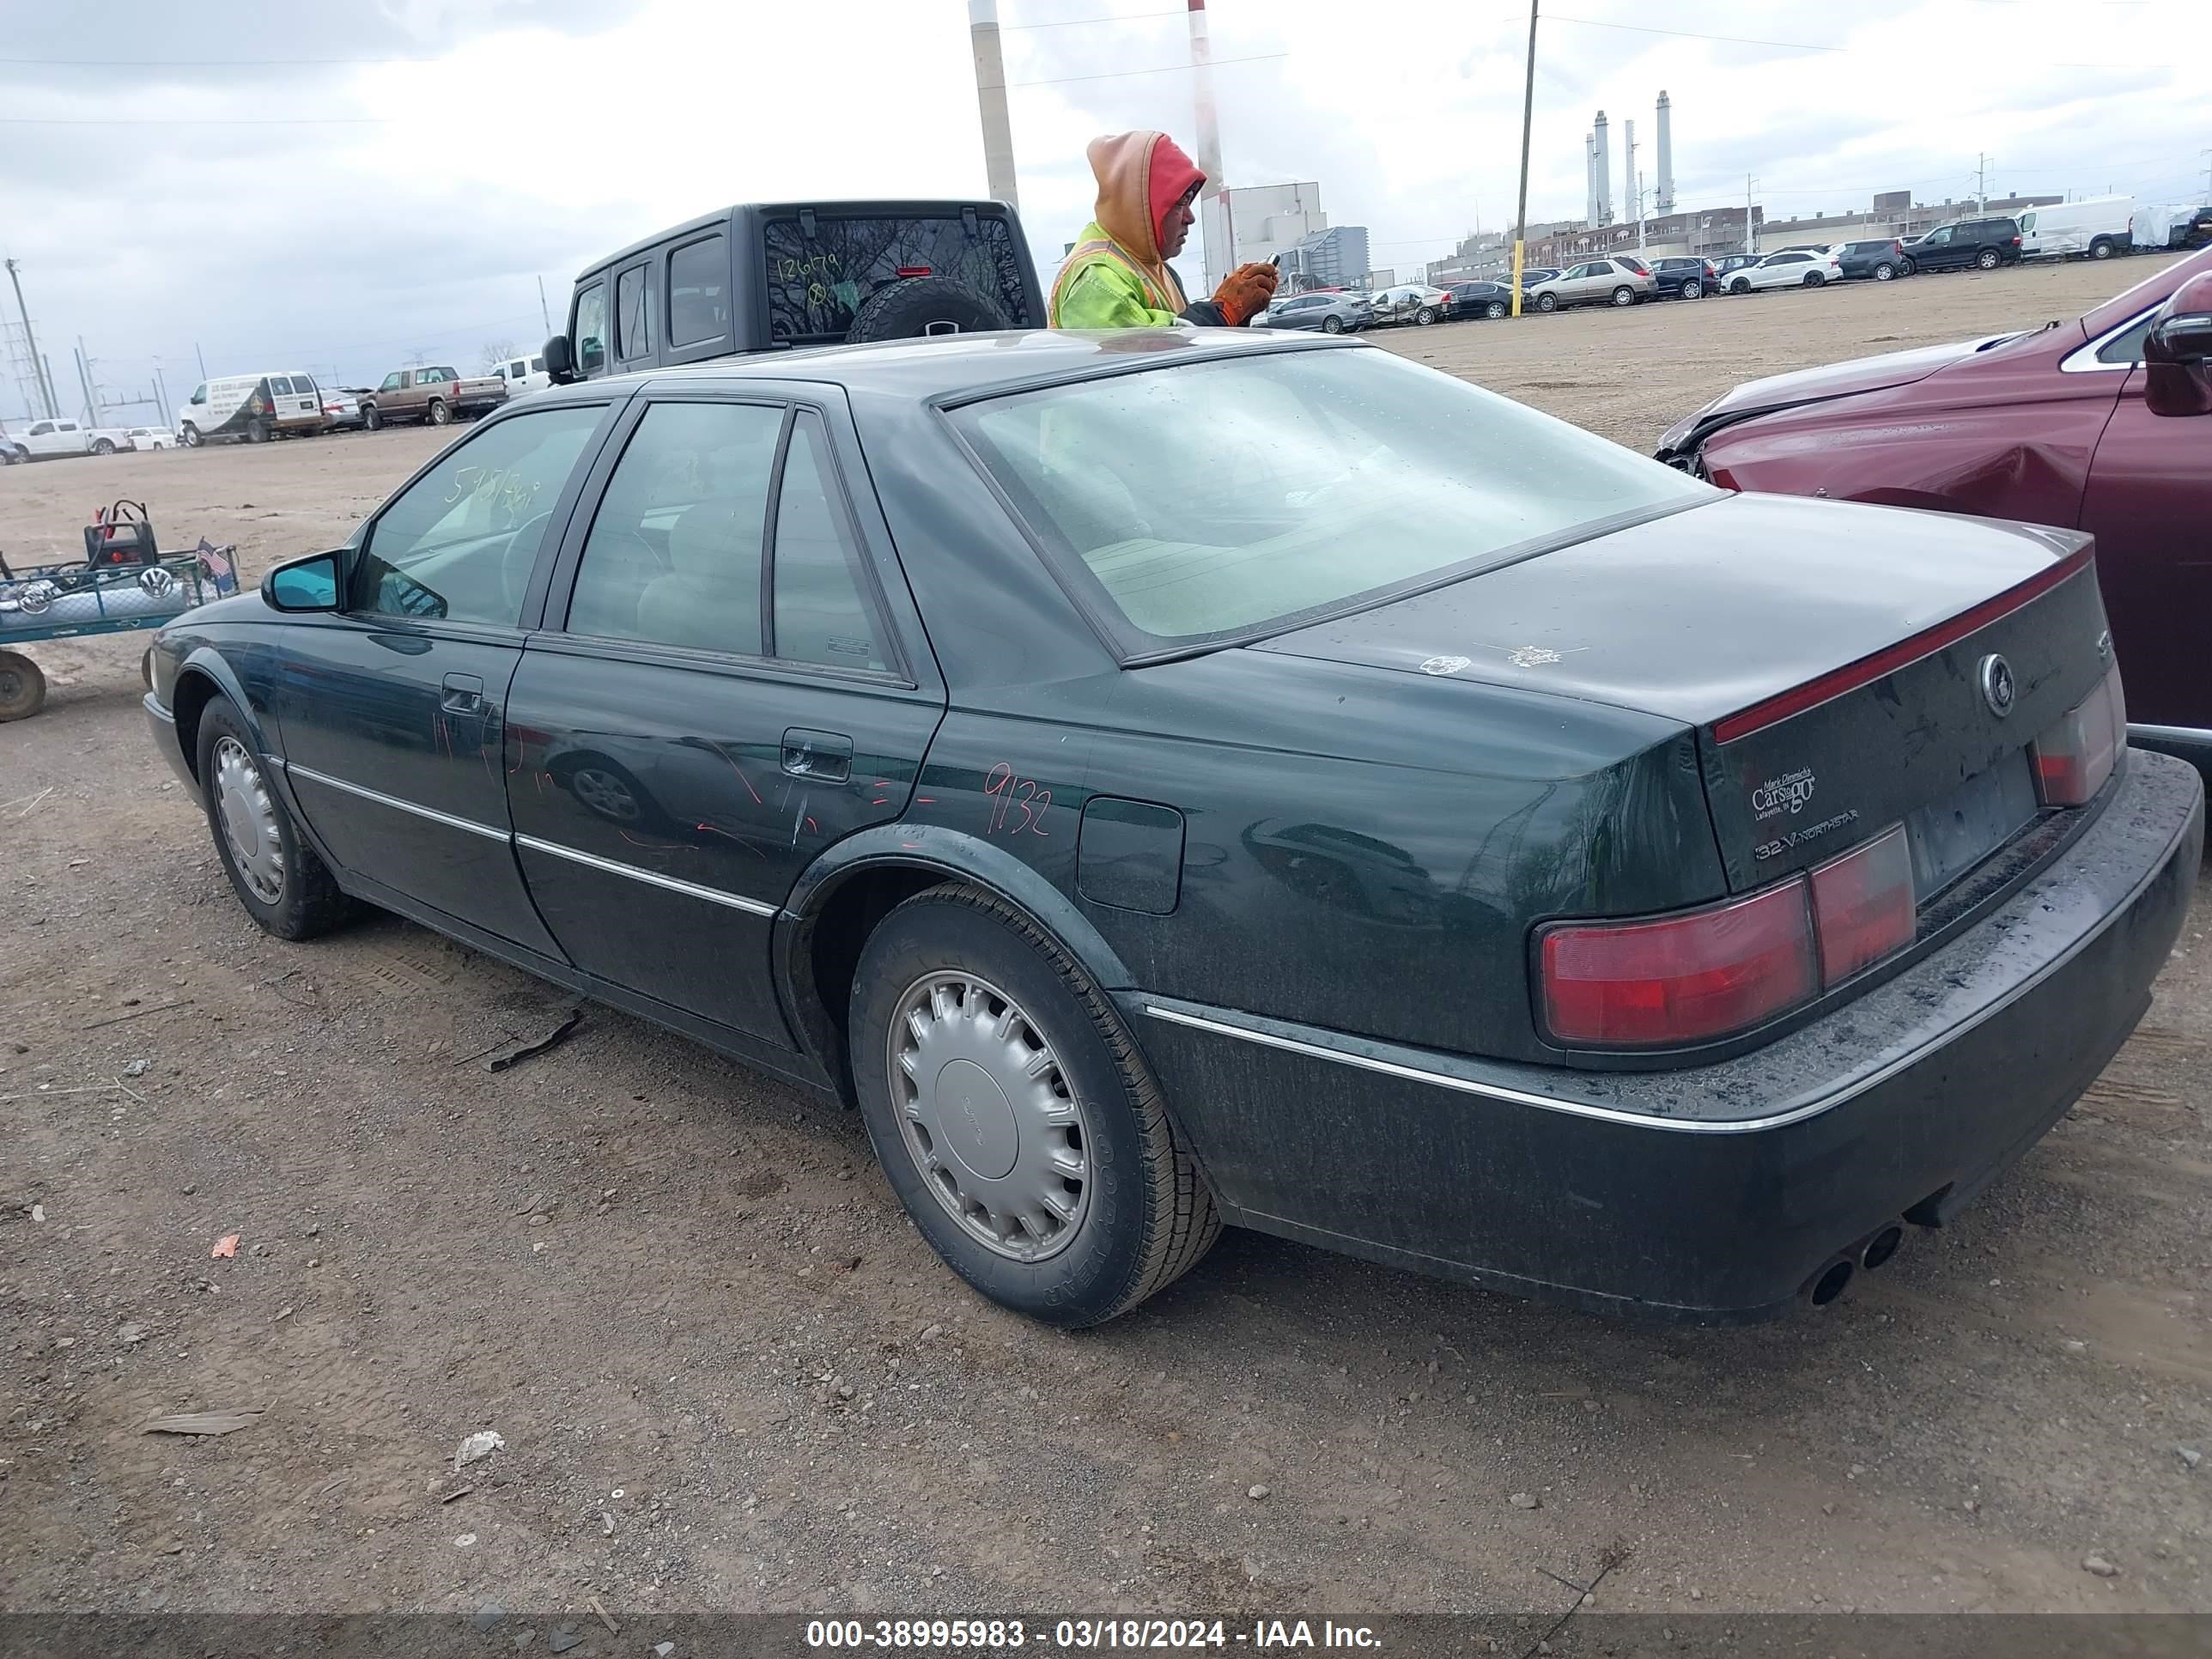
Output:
[441, 672, 485, 714]
[781, 728, 853, 782]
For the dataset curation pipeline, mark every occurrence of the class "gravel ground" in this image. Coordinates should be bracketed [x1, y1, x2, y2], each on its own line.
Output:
[3, 256, 2207, 1626]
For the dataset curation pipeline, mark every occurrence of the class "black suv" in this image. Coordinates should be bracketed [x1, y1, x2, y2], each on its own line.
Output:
[548, 201, 1045, 383]
[1901, 217, 2022, 274]
[1834, 239, 1909, 282]
[1649, 256, 1718, 300]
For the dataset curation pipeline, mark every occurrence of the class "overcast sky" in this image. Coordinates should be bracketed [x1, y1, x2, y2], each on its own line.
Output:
[3, 0, 2207, 424]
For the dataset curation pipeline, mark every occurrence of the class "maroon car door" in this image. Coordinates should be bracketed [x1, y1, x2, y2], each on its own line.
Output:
[2079, 366, 2212, 737]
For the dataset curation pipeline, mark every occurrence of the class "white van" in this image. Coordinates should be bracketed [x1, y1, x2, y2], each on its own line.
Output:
[489, 352, 551, 399]
[2017, 197, 2135, 261]
[175, 372, 328, 447]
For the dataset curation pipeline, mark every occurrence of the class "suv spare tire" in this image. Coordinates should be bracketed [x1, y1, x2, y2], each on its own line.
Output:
[845, 275, 1010, 343]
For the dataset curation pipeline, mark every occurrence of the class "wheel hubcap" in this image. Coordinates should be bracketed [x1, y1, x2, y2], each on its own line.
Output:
[213, 736, 285, 903]
[889, 971, 1091, 1262]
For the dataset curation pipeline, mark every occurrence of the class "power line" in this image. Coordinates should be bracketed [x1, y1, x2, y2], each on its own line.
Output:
[0, 114, 386, 126]
[1545, 12, 2153, 70]
[1000, 8, 1186, 29]
[1003, 50, 1286, 88]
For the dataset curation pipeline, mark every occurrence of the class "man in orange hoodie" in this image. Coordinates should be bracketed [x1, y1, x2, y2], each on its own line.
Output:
[1048, 131, 1279, 328]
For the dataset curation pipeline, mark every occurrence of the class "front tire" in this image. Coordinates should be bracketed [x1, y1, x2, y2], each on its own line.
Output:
[427, 398, 450, 426]
[92, 438, 116, 456]
[180, 423, 202, 447]
[196, 700, 356, 940]
[362, 404, 383, 431]
[848, 884, 1220, 1328]
[0, 650, 46, 721]
[1534, 291, 1558, 313]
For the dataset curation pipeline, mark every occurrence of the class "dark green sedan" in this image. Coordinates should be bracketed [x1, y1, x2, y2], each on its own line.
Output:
[143, 329, 2203, 1327]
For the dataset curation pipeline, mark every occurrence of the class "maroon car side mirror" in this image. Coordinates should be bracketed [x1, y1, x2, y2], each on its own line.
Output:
[2143, 271, 2212, 417]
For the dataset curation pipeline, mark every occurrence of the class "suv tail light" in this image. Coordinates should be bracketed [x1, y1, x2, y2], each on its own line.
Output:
[2010, 235, 2022, 246]
[2032, 663, 2125, 806]
[1540, 824, 1919, 1047]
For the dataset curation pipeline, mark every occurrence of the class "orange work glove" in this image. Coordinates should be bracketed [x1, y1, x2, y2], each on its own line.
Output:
[1212, 262, 1279, 326]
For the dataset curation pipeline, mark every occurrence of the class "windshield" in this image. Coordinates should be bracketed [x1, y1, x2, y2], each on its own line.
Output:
[949, 346, 1711, 655]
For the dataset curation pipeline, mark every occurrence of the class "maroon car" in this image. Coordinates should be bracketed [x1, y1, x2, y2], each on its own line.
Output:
[1656, 248, 2212, 770]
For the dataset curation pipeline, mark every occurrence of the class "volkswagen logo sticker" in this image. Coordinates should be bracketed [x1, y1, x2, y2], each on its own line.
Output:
[1978, 653, 2016, 718]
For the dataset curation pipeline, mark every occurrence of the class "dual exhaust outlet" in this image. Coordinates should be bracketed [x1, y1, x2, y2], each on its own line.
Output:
[1806, 1221, 1908, 1308]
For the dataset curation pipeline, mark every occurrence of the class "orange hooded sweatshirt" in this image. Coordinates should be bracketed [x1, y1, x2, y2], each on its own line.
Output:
[1049, 131, 1216, 327]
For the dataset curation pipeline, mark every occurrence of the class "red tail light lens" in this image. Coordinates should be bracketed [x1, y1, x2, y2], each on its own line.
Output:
[1808, 824, 1916, 986]
[896, 265, 933, 278]
[1540, 883, 1818, 1047]
[2032, 663, 2125, 805]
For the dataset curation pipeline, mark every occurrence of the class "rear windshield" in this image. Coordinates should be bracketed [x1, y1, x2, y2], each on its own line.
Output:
[763, 214, 1033, 344]
[950, 347, 1711, 656]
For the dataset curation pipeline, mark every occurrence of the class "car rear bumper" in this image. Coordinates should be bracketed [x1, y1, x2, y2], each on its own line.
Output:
[1125, 749, 2203, 1322]
[145, 691, 195, 788]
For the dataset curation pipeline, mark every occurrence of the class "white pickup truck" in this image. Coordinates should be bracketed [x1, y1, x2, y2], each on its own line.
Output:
[10, 416, 138, 459]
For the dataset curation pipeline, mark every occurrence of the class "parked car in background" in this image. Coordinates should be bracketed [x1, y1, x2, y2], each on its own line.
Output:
[1655, 247, 2212, 769]
[1444, 281, 1517, 319]
[1834, 240, 1909, 283]
[1724, 248, 1844, 294]
[1366, 283, 1453, 326]
[2132, 203, 2212, 252]
[1901, 216, 2022, 273]
[2019, 197, 2134, 261]
[11, 416, 137, 458]
[178, 373, 329, 447]
[1259, 291, 1373, 333]
[319, 387, 365, 429]
[1650, 257, 1718, 300]
[1, 430, 28, 465]
[358, 366, 507, 430]
[1525, 258, 1655, 311]
[126, 427, 174, 452]
[1712, 254, 1760, 286]
[492, 352, 553, 398]
[1516, 267, 1559, 289]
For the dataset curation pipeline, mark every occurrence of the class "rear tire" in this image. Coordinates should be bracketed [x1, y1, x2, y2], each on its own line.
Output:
[1679, 280, 1703, 300]
[1610, 286, 1634, 307]
[1486, 300, 1508, 319]
[1321, 313, 1344, 333]
[2089, 238, 2114, 260]
[1803, 271, 1825, 287]
[1873, 262, 1896, 281]
[0, 650, 47, 721]
[848, 883, 1221, 1328]
[427, 398, 450, 426]
[1975, 248, 2001, 270]
[245, 420, 266, 444]
[1413, 306, 1436, 325]
[196, 699, 356, 940]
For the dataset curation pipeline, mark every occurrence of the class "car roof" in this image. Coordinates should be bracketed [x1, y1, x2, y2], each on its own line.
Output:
[530, 327, 1350, 407]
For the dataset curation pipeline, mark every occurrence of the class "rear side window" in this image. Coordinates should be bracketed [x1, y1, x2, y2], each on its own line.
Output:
[667, 234, 730, 349]
[617, 264, 653, 361]
[530, 356, 546, 374]
[574, 283, 609, 376]
[270, 376, 295, 395]
[762, 213, 1033, 344]
[770, 412, 885, 671]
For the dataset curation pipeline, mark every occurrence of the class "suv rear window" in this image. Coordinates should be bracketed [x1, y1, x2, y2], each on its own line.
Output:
[763, 214, 1034, 344]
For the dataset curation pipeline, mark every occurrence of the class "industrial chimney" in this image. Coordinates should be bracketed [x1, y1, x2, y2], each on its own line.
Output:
[1623, 118, 1637, 225]
[1584, 132, 1598, 228]
[967, 0, 1018, 211]
[1592, 111, 1613, 226]
[1655, 90, 1675, 215]
[1188, 0, 1231, 294]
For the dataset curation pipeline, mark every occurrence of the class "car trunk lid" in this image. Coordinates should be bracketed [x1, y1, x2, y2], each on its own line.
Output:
[1251, 492, 2112, 891]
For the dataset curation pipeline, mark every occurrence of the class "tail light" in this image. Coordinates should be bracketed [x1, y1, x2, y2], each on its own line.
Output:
[2032, 662, 2125, 806]
[1540, 823, 1919, 1048]
[2010, 235, 2022, 246]
[896, 265, 933, 278]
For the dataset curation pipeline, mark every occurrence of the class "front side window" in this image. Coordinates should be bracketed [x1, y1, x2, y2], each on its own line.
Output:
[667, 234, 729, 348]
[2097, 314, 2157, 366]
[1924, 227, 1953, 246]
[379, 373, 401, 392]
[530, 356, 546, 374]
[354, 408, 602, 627]
[951, 348, 1710, 655]
[573, 282, 609, 376]
[190, 384, 206, 404]
[616, 264, 653, 361]
[565, 401, 783, 652]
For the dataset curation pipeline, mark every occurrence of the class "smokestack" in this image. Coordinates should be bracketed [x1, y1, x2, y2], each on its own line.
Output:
[967, 0, 1018, 211]
[1188, 0, 1231, 293]
[1656, 90, 1674, 215]
[1623, 118, 1637, 225]
[1593, 110, 1612, 226]
[1584, 132, 1598, 227]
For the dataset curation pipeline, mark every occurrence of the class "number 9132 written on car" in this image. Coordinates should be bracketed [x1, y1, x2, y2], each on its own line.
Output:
[806, 1620, 1382, 1650]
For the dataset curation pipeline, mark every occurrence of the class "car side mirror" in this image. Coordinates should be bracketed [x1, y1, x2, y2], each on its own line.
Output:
[263, 551, 341, 612]
[543, 333, 575, 386]
[2144, 272, 2212, 417]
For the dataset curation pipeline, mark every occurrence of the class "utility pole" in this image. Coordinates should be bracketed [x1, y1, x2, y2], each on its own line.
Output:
[153, 364, 171, 422]
[195, 341, 207, 380]
[1976, 153, 1990, 213]
[537, 275, 553, 338]
[967, 0, 1020, 213]
[5, 257, 58, 419]
[1746, 174, 1758, 255]
[1509, 0, 1540, 318]
[73, 343, 97, 426]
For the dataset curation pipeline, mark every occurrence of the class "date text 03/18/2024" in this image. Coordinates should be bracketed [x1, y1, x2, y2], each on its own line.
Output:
[804, 1620, 1383, 1650]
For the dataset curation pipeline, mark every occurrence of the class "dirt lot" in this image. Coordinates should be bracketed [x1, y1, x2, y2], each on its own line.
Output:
[3, 257, 2208, 1628]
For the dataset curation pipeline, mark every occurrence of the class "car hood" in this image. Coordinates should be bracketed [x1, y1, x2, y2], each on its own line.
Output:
[1249, 490, 2083, 730]
[1653, 332, 2015, 454]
